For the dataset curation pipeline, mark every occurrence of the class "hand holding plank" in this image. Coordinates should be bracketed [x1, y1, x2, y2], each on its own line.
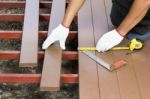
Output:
[42, 24, 69, 50]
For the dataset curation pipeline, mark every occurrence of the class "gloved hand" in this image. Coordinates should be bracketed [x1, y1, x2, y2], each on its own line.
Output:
[42, 24, 69, 50]
[96, 29, 124, 52]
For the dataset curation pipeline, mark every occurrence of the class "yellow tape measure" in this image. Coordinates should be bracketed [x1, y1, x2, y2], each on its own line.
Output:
[78, 39, 143, 51]
[78, 47, 96, 51]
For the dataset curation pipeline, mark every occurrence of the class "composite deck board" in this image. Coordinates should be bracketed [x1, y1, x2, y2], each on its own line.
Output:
[104, 0, 114, 30]
[105, 0, 144, 98]
[78, 0, 100, 99]
[40, 0, 66, 91]
[104, 1, 141, 99]
[112, 40, 141, 99]
[19, 0, 39, 67]
[91, 0, 121, 99]
[132, 42, 150, 99]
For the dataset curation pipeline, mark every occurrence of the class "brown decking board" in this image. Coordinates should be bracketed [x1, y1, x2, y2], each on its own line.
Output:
[40, 0, 66, 91]
[0, 0, 149, 98]
[19, 0, 39, 67]
[91, 0, 121, 99]
[131, 41, 150, 99]
[112, 40, 141, 99]
[78, 0, 100, 99]
[91, 0, 150, 99]
[104, 0, 144, 98]
[104, 0, 141, 99]
[104, 0, 114, 30]
[113, 42, 150, 99]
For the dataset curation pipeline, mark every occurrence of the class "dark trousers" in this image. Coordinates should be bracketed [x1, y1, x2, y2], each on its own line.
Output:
[127, 32, 150, 41]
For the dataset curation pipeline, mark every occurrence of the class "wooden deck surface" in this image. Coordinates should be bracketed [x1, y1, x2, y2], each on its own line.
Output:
[78, 0, 150, 99]
[0, 0, 149, 99]
[78, 0, 100, 98]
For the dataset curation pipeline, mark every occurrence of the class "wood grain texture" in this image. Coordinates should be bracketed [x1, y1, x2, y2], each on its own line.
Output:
[104, 0, 142, 98]
[103, 0, 142, 98]
[91, 0, 121, 99]
[112, 40, 141, 99]
[131, 41, 150, 99]
[104, 0, 114, 30]
[78, 0, 100, 99]
[19, 0, 39, 67]
[40, 0, 66, 91]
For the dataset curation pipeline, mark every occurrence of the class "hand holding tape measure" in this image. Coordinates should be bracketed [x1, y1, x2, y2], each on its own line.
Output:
[78, 38, 143, 51]
[112, 38, 143, 51]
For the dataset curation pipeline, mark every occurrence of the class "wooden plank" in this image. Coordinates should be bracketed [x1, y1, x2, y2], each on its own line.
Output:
[112, 40, 141, 99]
[0, 51, 78, 60]
[0, 74, 78, 84]
[0, 14, 78, 22]
[78, 0, 100, 99]
[91, 0, 121, 99]
[40, 0, 66, 91]
[104, 0, 141, 98]
[131, 41, 150, 99]
[0, 1, 25, 8]
[0, 1, 52, 8]
[0, 31, 77, 40]
[0, 14, 24, 21]
[104, 0, 114, 30]
[91, 0, 142, 98]
[19, 0, 39, 67]
[0, 14, 50, 22]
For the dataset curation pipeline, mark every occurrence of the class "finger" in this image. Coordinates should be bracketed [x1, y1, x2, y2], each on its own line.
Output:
[96, 40, 103, 52]
[42, 36, 57, 49]
[101, 47, 107, 52]
[96, 44, 102, 52]
[105, 43, 115, 51]
[97, 44, 105, 52]
[103, 44, 112, 51]
[59, 39, 66, 50]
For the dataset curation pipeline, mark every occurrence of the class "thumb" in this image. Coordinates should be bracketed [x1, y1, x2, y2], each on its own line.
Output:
[96, 41, 101, 52]
[59, 40, 66, 50]
[42, 37, 57, 49]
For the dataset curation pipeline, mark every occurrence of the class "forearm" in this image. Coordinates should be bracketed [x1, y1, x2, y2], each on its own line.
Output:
[117, 0, 150, 35]
[62, 0, 85, 27]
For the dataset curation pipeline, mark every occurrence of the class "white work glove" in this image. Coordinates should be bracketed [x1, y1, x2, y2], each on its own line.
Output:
[96, 29, 124, 52]
[42, 24, 69, 50]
